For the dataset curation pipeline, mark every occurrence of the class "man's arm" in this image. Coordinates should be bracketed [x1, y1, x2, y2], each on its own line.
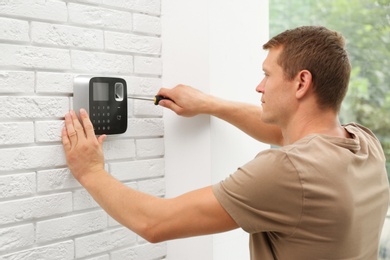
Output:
[157, 85, 284, 146]
[62, 109, 238, 243]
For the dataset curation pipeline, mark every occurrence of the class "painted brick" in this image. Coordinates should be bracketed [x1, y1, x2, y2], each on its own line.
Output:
[0, 145, 66, 172]
[133, 99, 163, 117]
[125, 76, 162, 96]
[0, 173, 36, 199]
[0, 44, 71, 70]
[75, 228, 137, 258]
[36, 72, 75, 94]
[68, 3, 132, 31]
[111, 242, 167, 260]
[0, 0, 67, 22]
[0, 71, 34, 93]
[110, 158, 165, 182]
[85, 255, 110, 260]
[138, 178, 165, 197]
[136, 138, 165, 157]
[0, 241, 74, 260]
[73, 189, 100, 211]
[0, 17, 29, 42]
[37, 168, 80, 192]
[102, 0, 161, 15]
[103, 139, 136, 160]
[134, 56, 162, 75]
[69, 0, 104, 4]
[71, 0, 161, 15]
[0, 0, 164, 258]
[108, 216, 121, 228]
[133, 13, 162, 35]
[0, 96, 69, 119]
[31, 22, 104, 49]
[127, 98, 135, 117]
[35, 120, 64, 143]
[72, 50, 133, 74]
[0, 122, 34, 145]
[125, 118, 164, 137]
[0, 193, 72, 225]
[36, 211, 107, 243]
[0, 224, 34, 253]
[105, 31, 161, 55]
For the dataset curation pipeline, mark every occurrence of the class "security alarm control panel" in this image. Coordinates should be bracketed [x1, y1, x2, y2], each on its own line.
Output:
[74, 76, 128, 135]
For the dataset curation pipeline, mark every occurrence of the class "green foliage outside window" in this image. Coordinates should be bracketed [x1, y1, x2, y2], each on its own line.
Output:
[269, 0, 390, 180]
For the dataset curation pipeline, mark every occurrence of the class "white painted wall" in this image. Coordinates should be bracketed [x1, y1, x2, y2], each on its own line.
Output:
[162, 0, 270, 259]
[209, 2, 270, 259]
[162, 0, 213, 259]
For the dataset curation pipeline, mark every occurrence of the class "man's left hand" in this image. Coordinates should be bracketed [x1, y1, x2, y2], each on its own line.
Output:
[62, 109, 106, 184]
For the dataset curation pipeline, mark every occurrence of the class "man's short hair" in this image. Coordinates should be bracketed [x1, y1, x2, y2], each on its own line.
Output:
[263, 26, 351, 112]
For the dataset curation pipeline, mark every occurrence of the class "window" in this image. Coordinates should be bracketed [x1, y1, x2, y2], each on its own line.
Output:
[269, 0, 390, 181]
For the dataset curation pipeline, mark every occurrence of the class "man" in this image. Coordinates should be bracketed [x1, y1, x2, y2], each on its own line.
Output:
[62, 26, 389, 259]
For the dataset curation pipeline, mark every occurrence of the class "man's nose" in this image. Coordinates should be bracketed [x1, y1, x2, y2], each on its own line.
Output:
[256, 78, 266, 93]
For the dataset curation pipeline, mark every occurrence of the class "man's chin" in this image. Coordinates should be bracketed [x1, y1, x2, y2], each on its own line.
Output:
[261, 115, 278, 126]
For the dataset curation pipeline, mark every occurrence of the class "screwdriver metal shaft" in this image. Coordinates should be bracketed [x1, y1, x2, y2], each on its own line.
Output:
[128, 95, 172, 105]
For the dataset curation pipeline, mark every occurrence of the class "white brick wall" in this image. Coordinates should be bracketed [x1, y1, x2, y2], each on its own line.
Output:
[0, 1, 166, 259]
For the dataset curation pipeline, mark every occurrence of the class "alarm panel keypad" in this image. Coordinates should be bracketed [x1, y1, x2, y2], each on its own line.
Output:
[88, 78, 127, 135]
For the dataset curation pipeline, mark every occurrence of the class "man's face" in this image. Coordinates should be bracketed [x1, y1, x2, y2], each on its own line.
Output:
[256, 47, 297, 126]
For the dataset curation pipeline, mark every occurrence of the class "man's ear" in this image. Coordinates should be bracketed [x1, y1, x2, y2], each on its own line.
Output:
[295, 70, 313, 100]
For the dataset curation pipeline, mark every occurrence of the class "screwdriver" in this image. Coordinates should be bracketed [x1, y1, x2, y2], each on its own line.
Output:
[128, 95, 172, 105]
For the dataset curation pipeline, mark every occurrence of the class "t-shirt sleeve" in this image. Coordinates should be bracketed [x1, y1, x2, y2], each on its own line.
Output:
[212, 149, 303, 235]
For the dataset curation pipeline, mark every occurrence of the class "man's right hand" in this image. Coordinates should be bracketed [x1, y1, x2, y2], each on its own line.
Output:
[156, 84, 215, 117]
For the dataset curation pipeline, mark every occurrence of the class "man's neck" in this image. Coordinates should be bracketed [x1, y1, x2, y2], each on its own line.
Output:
[281, 109, 349, 145]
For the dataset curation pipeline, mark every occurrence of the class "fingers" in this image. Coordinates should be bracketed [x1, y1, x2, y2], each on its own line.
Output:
[70, 110, 85, 138]
[156, 87, 183, 114]
[62, 126, 71, 151]
[63, 109, 105, 149]
[64, 112, 78, 146]
[79, 109, 96, 140]
[156, 87, 170, 97]
[63, 109, 90, 148]
[158, 99, 183, 114]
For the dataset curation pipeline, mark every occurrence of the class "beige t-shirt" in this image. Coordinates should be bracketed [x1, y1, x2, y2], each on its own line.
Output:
[213, 123, 389, 260]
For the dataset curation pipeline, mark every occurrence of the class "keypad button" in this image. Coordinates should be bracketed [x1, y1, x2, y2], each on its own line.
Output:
[90, 103, 119, 133]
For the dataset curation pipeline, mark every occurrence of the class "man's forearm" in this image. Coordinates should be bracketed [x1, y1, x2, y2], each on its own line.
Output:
[157, 85, 283, 146]
[79, 169, 162, 241]
[78, 170, 238, 243]
[208, 97, 283, 145]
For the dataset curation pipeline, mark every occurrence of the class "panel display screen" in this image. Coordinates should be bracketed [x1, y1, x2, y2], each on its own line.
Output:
[93, 82, 109, 101]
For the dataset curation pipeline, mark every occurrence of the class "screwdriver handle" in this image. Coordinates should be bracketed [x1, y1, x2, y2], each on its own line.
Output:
[154, 95, 173, 105]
